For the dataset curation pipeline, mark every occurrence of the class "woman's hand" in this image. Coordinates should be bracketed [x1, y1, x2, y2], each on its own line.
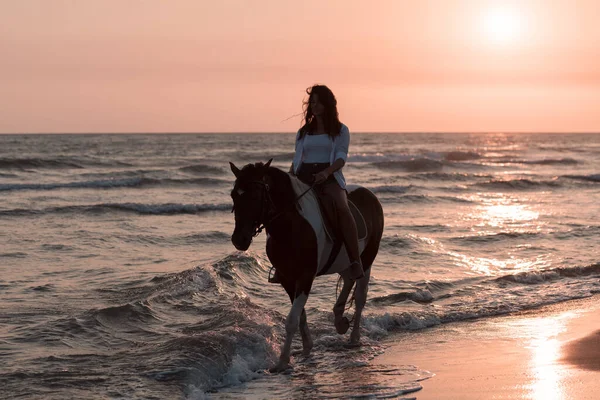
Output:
[313, 170, 330, 184]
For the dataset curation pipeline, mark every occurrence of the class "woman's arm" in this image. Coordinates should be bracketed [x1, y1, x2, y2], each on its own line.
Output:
[314, 158, 344, 184]
[314, 125, 350, 184]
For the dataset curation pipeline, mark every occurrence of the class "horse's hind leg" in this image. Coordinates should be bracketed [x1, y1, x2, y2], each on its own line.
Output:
[333, 276, 355, 334]
[299, 308, 313, 356]
[350, 268, 371, 345]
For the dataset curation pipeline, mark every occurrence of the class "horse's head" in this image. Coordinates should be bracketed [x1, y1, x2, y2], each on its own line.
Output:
[229, 159, 273, 251]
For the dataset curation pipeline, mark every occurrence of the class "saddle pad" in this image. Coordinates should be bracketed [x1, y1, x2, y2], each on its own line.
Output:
[289, 175, 368, 272]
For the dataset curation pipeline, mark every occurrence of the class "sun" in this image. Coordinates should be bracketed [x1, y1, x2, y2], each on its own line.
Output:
[481, 7, 524, 45]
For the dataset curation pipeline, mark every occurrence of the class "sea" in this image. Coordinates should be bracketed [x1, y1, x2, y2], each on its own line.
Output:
[1, 132, 599, 399]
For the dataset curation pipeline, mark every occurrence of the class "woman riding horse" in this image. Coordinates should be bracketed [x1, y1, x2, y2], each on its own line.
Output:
[229, 85, 384, 372]
[289, 84, 364, 281]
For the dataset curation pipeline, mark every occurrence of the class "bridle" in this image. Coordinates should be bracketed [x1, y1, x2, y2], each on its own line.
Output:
[233, 177, 315, 238]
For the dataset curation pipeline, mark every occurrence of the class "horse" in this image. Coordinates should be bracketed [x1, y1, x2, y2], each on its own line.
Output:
[229, 159, 384, 372]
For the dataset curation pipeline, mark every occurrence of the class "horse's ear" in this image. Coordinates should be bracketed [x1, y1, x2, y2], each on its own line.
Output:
[229, 162, 241, 178]
[264, 158, 273, 169]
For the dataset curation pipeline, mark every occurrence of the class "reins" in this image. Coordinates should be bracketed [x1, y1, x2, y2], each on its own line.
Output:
[252, 180, 315, 237]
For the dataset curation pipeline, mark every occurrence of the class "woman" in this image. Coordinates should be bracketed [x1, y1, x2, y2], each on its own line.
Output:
[289, 84, 364, 281]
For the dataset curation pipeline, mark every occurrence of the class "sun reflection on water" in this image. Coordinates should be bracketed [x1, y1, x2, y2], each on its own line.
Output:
[503, 312, 578, 400]
[479, 203, 540, 227]
[450, 193, 548, 275]
[447, 251, 550, 276]
[465, 194, 541, 229]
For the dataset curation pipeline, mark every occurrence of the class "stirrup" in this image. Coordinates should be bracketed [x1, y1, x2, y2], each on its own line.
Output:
[268, 266, 280, 284]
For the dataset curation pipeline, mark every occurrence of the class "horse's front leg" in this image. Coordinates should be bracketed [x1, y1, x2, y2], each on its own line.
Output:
[350, 268, 371, 345]
[270, 287, 311, 372]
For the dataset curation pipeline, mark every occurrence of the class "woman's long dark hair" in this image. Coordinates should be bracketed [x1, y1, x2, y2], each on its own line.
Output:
[299, 85, 342, 139]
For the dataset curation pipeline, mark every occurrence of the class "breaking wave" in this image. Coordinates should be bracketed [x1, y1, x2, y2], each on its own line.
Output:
[178, 164, 225, 175]
[0, 157, 132, 170]
[0, 202, 231, 217]
[0, 177, 227, 192]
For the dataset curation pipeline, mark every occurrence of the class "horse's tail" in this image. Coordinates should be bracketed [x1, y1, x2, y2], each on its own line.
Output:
[353, 187, 385, 272]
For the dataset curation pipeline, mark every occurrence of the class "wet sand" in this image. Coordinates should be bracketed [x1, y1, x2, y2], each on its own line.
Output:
[376, 296, 600, 400]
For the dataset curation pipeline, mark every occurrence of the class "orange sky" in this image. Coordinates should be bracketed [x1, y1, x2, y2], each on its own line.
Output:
[1, 0, 599, 133]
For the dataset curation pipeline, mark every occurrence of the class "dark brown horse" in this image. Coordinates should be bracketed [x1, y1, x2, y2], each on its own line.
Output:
[230, 160, 384, 372]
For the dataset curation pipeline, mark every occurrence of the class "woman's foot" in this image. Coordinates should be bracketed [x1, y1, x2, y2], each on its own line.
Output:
[348, 261, 364, 280]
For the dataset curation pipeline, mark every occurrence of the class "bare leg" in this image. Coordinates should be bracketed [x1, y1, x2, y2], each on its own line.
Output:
[320, 182, 364, 280]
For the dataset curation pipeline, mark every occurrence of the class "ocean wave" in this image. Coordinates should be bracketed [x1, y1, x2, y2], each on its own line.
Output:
[174, 231, 231, 245]
[348, 153, 391, 163]
[77, 169, 165, 179]
[370, 185, 413, 194]
[380, 235, 413, 249]
[406, 172, 493, 182]
[350, 151, 481, 164]
[92, 254, 421, 396]
[524, 158, 580, 165]
[374, 158, 444, 172]
[225, 151, 295, 162]
[178, 164, 225, 175]
[495, 263, 600, 284]
[370, 289, 434, 305]
[443, 151, 482, 161]
[93, 302, 161, 328]
[0, 251, 28, 258]
[562, 174, 600, 183]
[114, 231, 231, 247]
[363, 263, 600, 338]
[0, 177, 227, 192]
[554, 225, 600, 239]
[0, 202, 232, 217]
[12, 253, 600, 397]
[91, 255, 282, 394]
[448, 231, 541, 244]
[0, 157, 132, 170]
[472, 178, 562, 190]
[490, 157, 580, 166]
[380, 194, 473, 204]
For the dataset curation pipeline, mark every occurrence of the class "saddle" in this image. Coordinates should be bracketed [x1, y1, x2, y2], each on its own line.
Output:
[289, 175, 367, 275]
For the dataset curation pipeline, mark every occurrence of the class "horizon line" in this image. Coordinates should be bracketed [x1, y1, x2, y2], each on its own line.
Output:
[1, 131, 599, 135]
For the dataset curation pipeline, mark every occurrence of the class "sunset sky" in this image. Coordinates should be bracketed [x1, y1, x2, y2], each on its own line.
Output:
[1, 0, 599, 133]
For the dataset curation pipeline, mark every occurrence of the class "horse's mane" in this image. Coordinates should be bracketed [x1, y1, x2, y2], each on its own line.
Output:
[265, 166, 297, 206]
[239, 162, 266, 174]
[238, 162, 297, 207]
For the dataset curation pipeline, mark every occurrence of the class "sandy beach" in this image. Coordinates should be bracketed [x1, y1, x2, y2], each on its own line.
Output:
[376, 295, 600, 400]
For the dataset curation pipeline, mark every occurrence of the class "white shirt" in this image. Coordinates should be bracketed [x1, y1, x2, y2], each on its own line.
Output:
[302, 134, 333, 163]
[292, 124, 351, 189]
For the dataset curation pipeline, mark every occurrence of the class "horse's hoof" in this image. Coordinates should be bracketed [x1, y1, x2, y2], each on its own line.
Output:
[335, 317, 350, 334]
[344, 342, 362, 349]
[350, 330, 361, 345]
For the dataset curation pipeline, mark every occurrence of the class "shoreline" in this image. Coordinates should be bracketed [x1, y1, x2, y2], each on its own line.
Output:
[375, 295, 600, 399]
